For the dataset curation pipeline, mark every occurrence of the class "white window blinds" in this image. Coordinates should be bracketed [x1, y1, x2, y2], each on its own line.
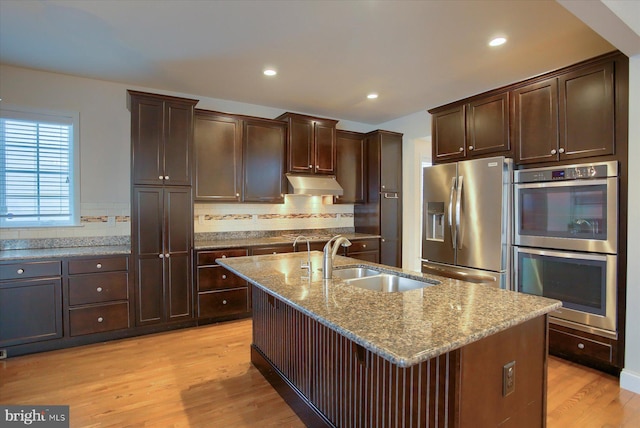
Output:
[0, 107, 78, 227]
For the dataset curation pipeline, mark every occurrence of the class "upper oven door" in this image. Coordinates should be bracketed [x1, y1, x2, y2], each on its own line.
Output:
[514, 177, 618, 253]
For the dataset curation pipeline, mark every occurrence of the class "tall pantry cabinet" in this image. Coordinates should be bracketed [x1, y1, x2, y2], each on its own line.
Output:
[128, 91, 198, 326]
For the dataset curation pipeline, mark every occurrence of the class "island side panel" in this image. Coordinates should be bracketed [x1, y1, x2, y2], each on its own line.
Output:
[251, 285, 459, 428]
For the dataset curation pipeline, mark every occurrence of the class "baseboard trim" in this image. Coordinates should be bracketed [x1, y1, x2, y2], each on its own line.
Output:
[620, 368, 640, 394]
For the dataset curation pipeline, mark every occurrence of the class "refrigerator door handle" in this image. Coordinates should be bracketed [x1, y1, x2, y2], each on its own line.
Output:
[456, 175, 463, 249]
[448, 177, 456, 248]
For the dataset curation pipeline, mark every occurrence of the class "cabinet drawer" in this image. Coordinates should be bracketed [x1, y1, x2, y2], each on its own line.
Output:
[198, 288, 248, 318]
[68, 256, 128, 275]
[0, 261, 61, 281]
[197, 249, 248, 265]
[68, 272, 129, 305]
[69, 302, 129, 336]
[198, 265, 246, 291]
[348, 251, 379, 264]
[549, 327, 612, 363]
[348, 239, 379, 253]
[252, 245, 294, 255]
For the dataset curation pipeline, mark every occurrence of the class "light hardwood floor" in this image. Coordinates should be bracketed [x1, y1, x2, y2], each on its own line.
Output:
[1, 318, 639, 427]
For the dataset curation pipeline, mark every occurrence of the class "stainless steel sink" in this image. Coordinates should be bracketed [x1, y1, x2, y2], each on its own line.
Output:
[346, 274, 435, 292]
[332, 267, 382, 279]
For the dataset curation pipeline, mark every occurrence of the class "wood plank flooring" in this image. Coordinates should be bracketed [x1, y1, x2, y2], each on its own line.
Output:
[1, 318, 639, 427]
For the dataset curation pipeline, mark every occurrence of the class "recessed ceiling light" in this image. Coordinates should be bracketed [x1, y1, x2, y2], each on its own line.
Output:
[367, 93, 379, 100]
[489, 37, 507, 47]
[263, 68, 277, 76]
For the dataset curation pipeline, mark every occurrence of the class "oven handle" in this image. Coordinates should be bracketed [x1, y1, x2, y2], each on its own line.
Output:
[448, 177, 456, 249]
[514, 178, 609, 189]
[513, 246, 610, 262]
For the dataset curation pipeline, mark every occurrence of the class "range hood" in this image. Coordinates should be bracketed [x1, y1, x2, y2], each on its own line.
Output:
[285, 173, 344, 196]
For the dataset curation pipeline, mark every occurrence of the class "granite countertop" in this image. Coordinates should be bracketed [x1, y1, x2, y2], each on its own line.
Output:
[194, 232, 380, 250]
[217, 252, 562, 368]
[0, 245, 131, 261]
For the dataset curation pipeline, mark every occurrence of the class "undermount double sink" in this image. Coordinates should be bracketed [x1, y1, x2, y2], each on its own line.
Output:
[333, 267, 437, 293]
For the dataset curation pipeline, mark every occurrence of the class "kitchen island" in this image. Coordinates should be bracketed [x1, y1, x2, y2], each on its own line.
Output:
[217, 252, 561, 428]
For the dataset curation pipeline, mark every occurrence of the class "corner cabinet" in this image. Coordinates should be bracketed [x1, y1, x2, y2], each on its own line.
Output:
[335, 130, 365, 204]
[276, 112, 338, 174]
[128, 91, 198, 186]
[355, 130, 403, 267]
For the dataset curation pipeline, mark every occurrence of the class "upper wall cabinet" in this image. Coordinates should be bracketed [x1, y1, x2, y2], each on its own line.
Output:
[513, 61, 615, 164]
[335, 130, 365, 204]
[194, 111, 242, 202]
[128, 91, 198, 186]
[276, 112, 338, 175]
[194, 110, 286, 203]
[430, 93, 511, 163]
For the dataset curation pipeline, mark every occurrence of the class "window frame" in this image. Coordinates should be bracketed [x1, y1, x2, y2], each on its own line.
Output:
[0, 104, 80, 228]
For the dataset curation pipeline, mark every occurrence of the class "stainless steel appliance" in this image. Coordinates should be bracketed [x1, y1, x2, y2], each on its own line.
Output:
[514, 161, 618, 253]
[421, 156, 512, 289]
[513, 161, 619, 337]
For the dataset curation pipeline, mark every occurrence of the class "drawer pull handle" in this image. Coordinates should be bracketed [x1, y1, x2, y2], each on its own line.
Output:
[222, 300, 228, 305]
[96, 287, 103, 292]
[362, 244, 366, 248]
[577, 343, 585, 350]
[96, 263, 102, 269]
[17, 268, 24, 275]
[97, 317, 104, 323]
[222, 274, 227, 279]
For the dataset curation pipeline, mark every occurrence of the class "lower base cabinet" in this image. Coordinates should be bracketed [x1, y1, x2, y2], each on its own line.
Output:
[549, 323, 620, 373]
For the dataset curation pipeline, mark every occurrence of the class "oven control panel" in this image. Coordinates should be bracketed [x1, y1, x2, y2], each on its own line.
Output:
[515, 161, 617, 183]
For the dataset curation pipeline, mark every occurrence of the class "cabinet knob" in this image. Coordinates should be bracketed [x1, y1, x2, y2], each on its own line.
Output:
[159, 254, 164, 259]
[382, 185, 386, 189]
[468, 146, 474, 151]
[551, 149, 557, 155]
[382, 238, 386, 242]
[222, 274, 227, 280]
[272, 252, 277, 254]
[236, 193, 240, 197]
[96, 263, 102, 269]
[459, 147, 464, 152]
[309, 164, 313, 168]
[159, 175, 163, 180]
[362, 244, 366, 248]
[222, 300, 228, 305]
[558, 148, 565, 154]
[164, 175, 169, 180]
[97, 317, 104, 323]
[96, 287, 103, 292]
[577, 343, 585, 350]
[165, 253, 170, 258]
[17, 268, 24, 275]
[222, 255, 227, 258]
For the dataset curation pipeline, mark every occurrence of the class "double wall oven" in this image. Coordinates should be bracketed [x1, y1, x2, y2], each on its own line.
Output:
[513, 161, 619, 338]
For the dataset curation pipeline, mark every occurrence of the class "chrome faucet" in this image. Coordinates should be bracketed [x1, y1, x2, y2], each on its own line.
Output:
[293, 235, 312, 275]
[322, 235, 352, 279]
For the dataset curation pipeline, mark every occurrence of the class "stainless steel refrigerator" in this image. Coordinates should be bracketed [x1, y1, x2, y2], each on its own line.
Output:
[421, 156, 512, 289]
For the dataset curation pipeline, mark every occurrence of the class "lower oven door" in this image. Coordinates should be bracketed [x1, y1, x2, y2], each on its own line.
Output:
[513, 246, 617, 333]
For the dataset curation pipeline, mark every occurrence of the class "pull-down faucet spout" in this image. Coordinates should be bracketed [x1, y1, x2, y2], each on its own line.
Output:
[322, 235, 352, 279]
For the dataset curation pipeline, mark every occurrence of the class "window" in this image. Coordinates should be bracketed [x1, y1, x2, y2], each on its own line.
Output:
[0, 106, 79, 227]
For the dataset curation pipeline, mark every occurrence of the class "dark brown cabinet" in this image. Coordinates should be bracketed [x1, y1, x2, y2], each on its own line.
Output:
[67, 256, 131, 336]
[355, 130, 403, 267]
[512, 60, 614, 164]
[335, 130, 365, 204]
[276, 112, 338, 174]
[196, 249, 250, 319]
[0, 261, 62, 347]
[432, 105, 466, 162]
[194, 111, 242, 202]
[344, 238, 380, 263]
[129, 91, 198, 186]
[243, 118, 287, 203]
[133, 186, 193, 326]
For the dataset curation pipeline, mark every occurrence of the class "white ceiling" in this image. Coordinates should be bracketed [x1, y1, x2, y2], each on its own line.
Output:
[0, 0, 622, 125]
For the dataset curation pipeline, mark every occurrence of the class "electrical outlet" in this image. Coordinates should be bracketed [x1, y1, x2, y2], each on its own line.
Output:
[503, 361, 516, 396]
[0, 349, 7, 359]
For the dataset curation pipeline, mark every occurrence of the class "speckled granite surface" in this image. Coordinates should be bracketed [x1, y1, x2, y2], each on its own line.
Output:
[195, 232, 380, 250]
[217, 252, 562, 368]
[0, 245, 130, 261]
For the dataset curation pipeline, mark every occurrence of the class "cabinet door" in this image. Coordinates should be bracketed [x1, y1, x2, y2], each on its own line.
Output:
[133, 187, 164, 325]
[433, 105, 466, 162]
[467, 93, 510, 157]
[336, 131, 365, 204]
[243, 119, 286, 203]
[288, 117, 314, 173]
[380, 132, 402, 193]
[314, 121, 336, 174]
[194, 112, 242, 201]
[512, 78, 559, 164]
[165, 187, 193, 321]
[380, 193, 401, 267]
[0, 278, 62, 347]
[163, 102, 193, 186]
[559, 62, 614, 160]
[131, 96, 164, 185]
